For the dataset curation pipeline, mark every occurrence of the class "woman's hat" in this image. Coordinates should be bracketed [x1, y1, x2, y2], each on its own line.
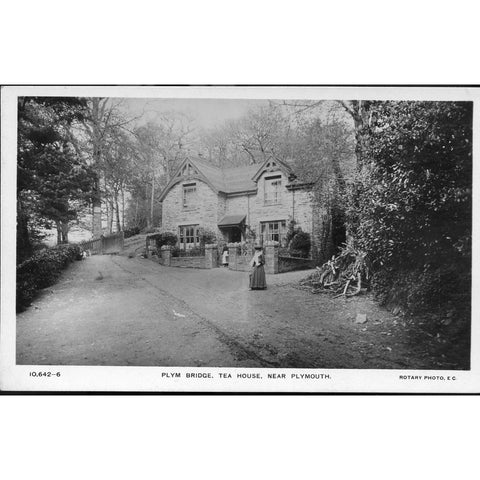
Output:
[254, 245, 263, 250]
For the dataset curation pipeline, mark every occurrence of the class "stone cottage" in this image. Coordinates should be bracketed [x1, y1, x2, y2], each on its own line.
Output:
[158, 155, 325, 255]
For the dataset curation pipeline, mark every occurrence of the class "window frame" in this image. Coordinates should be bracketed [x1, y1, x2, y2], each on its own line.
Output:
[182, 182, 197, 209]
[260, 220, 287, 244]
[178, 224, 200, 250]
[264, 175, 282, 206]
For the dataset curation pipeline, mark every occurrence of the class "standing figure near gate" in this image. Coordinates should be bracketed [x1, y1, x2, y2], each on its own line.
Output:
[221, 245, 229, 267]
[249, 245, 267, 290]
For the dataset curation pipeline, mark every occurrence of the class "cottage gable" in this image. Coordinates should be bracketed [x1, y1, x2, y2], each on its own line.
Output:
[175, 161, 200, 179]
[251, 157, 294, 183]
[159, 157, 222, 202]
[159, 155, 320, 252]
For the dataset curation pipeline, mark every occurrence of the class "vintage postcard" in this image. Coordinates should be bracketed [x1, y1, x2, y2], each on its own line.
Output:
[1, 85, 478, 392]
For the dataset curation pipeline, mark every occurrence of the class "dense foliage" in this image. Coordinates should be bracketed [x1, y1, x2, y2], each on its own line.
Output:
[289, 231, 312, 258]
[152, 232, 178, 250]
[348, 101, 472, 318]
[17, 97, 95, 263]
[123, 226, 141, 239]
[198, 228, 217, 245]
[16, 244, 82, 311]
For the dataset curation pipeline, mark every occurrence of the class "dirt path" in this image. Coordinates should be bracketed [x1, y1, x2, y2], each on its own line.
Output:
[16, 255, 466, 369]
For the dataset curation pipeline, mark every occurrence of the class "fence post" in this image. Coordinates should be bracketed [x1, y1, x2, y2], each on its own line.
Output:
[160, 245, 172, 266]
[264, 241, 279, 274]
[101, 234, 105, 254]
[145, 236, 150, 258]
[205, 243, 218, 269]
[120, 230, 124, 251]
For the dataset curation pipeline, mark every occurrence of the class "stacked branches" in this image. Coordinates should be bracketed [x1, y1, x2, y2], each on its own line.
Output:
[301, 241, 370, 297]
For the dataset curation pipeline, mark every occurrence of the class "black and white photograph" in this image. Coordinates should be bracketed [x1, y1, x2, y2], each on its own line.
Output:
[0, 86, 478, 392]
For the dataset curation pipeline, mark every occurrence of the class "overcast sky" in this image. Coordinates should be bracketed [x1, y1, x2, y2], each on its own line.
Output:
[119, 98, 270, 129]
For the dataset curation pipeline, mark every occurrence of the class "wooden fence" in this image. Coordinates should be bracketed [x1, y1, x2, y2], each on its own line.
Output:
[79, 231, 124, 255]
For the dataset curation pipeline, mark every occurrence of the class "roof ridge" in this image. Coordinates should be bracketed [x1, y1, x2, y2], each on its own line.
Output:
[223, 163, 258, 170]
[189, 156, 221, 169]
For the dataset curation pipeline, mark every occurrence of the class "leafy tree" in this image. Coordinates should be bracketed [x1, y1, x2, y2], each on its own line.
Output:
[292, 115, 355, 260]
[79, 98, 144, 235]
[131, 116, 194, 229]
[349, 101, 472, 316]
[17, 97, 95, 262]
[200, 102, 294, 166]
[99, 126, 137, 232]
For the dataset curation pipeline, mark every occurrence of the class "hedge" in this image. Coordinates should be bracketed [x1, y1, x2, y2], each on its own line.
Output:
[123, 226, 141, 239]
[289, 231, 311, 258]
[16, 244, 82, 312]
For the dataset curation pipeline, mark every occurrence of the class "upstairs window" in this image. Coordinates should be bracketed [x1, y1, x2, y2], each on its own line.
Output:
[264, 175, 282, 205]
[183, 183, 197, 208]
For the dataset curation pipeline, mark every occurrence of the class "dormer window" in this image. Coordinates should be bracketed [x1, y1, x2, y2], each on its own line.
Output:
[183, 183, 197, 208]
[264, 175, 282, 205]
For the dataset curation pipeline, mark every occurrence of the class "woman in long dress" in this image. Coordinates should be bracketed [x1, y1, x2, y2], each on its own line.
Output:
[249, 246, 267, 290]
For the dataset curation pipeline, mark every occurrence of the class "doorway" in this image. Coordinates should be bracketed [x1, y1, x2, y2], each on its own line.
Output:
[228, 228, 242, 243]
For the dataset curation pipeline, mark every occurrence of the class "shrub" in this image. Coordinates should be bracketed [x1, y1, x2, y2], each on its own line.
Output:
[245, 225, 256, 241]
[348, 101, 472, 318]
[124, 226, 141, 239]
[285, 220, 301, 246]
[16, 244, 82, 312]
[198, 228, 217, 245]
[186, 246, 204, 256]
[289, 231, 311, 257]
[152, 232, 178, 250]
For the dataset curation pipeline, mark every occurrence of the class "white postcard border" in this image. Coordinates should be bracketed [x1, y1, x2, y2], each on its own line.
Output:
[1, 85, 479, 393]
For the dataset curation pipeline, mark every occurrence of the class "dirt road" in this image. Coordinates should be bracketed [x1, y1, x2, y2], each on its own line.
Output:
[16, 255, 466, 369]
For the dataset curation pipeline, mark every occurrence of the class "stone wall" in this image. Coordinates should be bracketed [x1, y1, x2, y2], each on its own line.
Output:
[227, 242, 279, 274]
[162, 180, 224, 238]
[225, 194, 250, 219]
[159, 244, 218, 269]
[170, 256, 206, 268]
[278, 255, 314, 273]
[241, 170, 315, 241]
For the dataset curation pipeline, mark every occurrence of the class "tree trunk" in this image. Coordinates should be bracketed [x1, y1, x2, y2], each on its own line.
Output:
[145, 182, 151, 229]
[16, 200, 32, 263]
[92, 178, 102, 238]
[114, 190, 121, 232]
[105, 195, 111, 234]
[91, 99, 103, 237]
[109, 200, 114, 233]
[150, 170, 155, 228]
[339, 100, 371, 170]
[121, 186, 125, 230]
[134, 196, 139, 227]
[56, 221, 62, 245]
[61, 221, 69, 243]
[331, 155, 346, 198]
